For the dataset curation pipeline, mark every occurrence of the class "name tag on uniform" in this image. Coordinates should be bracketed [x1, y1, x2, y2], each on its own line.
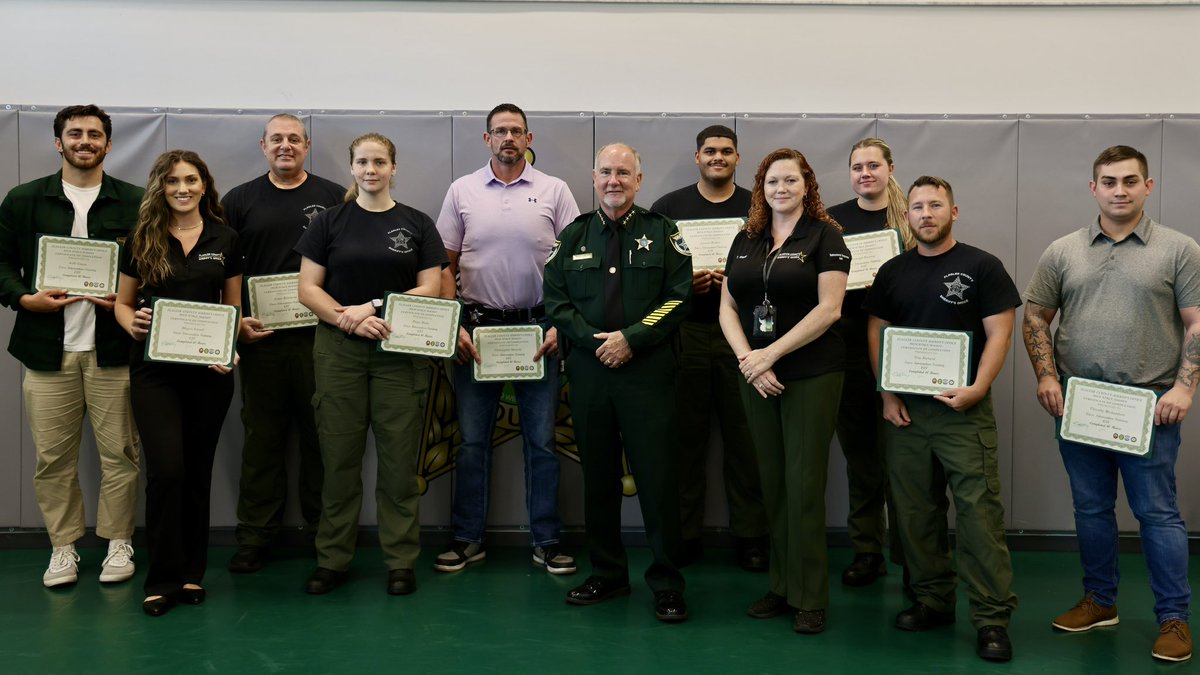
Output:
[572, 253, 593, 261]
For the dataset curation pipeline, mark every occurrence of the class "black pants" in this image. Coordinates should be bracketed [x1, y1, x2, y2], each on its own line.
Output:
[131, 360, 234, 598]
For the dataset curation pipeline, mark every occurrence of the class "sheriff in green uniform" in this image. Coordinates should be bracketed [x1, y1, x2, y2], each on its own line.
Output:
[544, 143, 693, 622]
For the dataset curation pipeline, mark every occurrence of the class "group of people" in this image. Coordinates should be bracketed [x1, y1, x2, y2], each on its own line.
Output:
[0, 104, 1194, 665]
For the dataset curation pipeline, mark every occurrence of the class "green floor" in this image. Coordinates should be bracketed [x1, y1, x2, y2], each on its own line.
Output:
[1, 545, 1194, 674]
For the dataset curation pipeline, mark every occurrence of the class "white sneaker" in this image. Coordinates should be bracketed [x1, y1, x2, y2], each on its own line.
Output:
[100, 540, 136, 583]
[43, 545, 80, 588]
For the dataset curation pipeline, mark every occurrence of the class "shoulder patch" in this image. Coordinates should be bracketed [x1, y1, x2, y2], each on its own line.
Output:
[546, 240, 562, 264]
[670, 231, 691, 256]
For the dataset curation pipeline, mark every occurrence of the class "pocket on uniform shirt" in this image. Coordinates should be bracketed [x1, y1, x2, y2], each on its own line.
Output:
[625, 252, 665, 300]
[564, 256, 603, 300]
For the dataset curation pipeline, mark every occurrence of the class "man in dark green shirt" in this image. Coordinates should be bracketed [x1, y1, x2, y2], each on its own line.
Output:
[0, 105, 142, 588]
[544, 142, 693, 622]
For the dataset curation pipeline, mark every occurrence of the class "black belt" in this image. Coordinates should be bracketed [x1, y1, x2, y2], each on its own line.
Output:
[464, 304, 545, 324]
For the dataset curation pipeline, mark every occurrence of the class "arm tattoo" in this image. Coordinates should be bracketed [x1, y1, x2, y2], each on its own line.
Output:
[1176, 330, 1200, 389]
[1022, 303, 1057, 379]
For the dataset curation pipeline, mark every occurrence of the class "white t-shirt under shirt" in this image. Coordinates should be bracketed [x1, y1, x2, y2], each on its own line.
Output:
[60, 181, 100, 352]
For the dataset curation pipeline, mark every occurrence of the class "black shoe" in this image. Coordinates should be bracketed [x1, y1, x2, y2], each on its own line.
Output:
[746, 592, 789, 619]
[977, 625, 1013, 662]
[565, 575, 632, 606]
[305, 567, 348, 595]
[387, 569, 417, 596]
[895, 602, 956, 631]
[841, 552, 887, 587]
[228, 546, 267, 574]
[736, 537, 769, 573]
[654, 590, 689, 623]
[177, 586, 206, 605]
[142, 595, 176, 617]
[793, 609, 826, 634]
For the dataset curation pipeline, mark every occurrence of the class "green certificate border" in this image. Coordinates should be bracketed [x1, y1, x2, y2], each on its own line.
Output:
[34, 234, 120, 297]
[378, 293, 461, 358]
[472, 325, 546, 382]
[246, 272, 318, 330]
[1059, 376, 1157, 456]
[144, 297, 240, 367]
[877, 326, 973, 395]
[674, 217, 746, 270]
[843, 229, 902, 291]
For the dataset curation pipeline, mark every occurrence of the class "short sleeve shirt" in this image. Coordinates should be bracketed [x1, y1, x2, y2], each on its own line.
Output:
[725, 216, 852, 380]
[119, 223, 244, 305]
[864, 242, 1021, 385]
[295, 200, 448, 307]
[1024, 215, 1200, 388]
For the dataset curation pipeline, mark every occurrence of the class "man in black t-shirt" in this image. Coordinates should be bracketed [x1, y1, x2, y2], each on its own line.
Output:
[864, 176, 1019, 663]
[650, 125, 767, 571]
[222, 114, 346, 574]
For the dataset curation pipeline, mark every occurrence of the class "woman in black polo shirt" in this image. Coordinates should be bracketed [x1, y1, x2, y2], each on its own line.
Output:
[296, 132, 447, 597]
[115, 150, 242, 617]
[719, 148, 850, 634]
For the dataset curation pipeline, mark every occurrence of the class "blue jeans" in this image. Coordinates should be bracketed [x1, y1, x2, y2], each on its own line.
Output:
[1058, 422, 1190, 622]
[451, 352, 562, 548]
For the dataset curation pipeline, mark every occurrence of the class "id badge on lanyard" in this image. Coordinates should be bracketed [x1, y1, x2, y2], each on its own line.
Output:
[753, 247, 781, 339]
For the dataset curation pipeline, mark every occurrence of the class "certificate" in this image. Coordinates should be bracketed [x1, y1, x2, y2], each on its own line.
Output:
[1060, 377, 1156, 456]
[379, 293, 461, 359]
[844, 229, 902, 291]
[34, 234, 120, 297]
[674, 218, 744, 270]
[145, 297, 239, 367]
[246, 273, 317, 330]
[472, 325, 545, 382]
[878, 326, 972, 395]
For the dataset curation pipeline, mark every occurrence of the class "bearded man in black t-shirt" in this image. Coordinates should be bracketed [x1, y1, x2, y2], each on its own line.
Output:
[864, 176, 1019, 663]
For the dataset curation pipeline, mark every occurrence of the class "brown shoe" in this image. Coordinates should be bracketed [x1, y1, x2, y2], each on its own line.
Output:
[1152, 620, 1192, 662]
[1051, 593, 1119, 632]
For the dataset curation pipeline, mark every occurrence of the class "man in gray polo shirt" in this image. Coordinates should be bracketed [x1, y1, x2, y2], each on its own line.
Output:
[1022, 145, 1200, 663]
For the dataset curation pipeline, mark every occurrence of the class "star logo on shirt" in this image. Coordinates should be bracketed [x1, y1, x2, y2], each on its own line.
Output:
[944, 275, 970, 300]
[636, 234, 653, 251]
[388, 228, 414, 254]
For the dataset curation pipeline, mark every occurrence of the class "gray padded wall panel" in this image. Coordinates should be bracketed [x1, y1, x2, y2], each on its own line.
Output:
[595, 114, 735, 211]
[164, 112, 278, 196]
[1012, 119, 1164, 532]
[1149, 117, 1200, 529]
[0, 108, 21, 523]
[878, 118, 1020, 527]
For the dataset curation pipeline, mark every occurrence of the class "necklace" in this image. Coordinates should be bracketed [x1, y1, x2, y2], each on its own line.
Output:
[171, 221, 202, 231]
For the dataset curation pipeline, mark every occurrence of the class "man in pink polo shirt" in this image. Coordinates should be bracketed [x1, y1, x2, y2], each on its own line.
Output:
[434, 103, 581, 576]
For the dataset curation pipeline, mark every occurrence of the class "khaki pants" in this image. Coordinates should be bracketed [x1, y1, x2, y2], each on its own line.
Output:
[23, 351, 139, 546]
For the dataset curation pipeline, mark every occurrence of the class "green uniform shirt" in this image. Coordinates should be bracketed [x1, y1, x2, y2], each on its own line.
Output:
[0, 170, 144, 371]
[544, 206, 693, 355]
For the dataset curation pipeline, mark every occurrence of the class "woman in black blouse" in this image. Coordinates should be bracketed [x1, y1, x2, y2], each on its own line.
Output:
[719, 148, 850, 634]
[115, 150, 242, 616]
[296, 133, 446, 596]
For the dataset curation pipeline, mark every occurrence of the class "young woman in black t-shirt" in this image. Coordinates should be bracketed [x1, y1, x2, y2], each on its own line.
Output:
[825, 138, 925, 590]
[296, 133, 446, 596]
[115, 150, 243, 617]
[719, 148, 849, 634]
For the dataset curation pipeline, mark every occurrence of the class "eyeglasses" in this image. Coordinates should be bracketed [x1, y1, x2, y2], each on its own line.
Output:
[489, 127, 527, 138]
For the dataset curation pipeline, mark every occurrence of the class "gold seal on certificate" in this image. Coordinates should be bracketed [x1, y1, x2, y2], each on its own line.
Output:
[145, 297, 240, 367]
[1060, 377, 1156, 456]
[844, 229, 902, 291]
[472, 325, 545, 382]
[878, 326, 972, 395]
[34, 234, 120, 297]
[379, 293, 461, 359]
[674, 218, 745, 270]
[246, 273, 317, 330]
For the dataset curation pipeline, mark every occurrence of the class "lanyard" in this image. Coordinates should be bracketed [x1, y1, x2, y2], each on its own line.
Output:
[761, 240, 784, 306]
